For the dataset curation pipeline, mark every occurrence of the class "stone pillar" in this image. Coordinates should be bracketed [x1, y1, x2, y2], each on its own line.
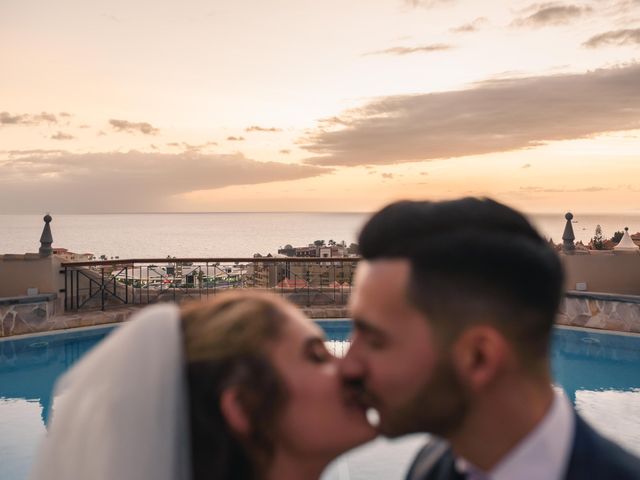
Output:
[562, 212, 575, 253]
[39, 214, 53, 257]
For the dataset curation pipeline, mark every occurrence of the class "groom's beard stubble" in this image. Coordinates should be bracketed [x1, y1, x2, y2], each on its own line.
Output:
[378, 357, 471, 439]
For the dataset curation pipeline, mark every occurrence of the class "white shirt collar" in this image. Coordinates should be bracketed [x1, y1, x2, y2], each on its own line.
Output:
[455, 388, 575, 480]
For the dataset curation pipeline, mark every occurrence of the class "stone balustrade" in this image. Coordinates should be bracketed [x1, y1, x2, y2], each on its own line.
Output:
[557, 291, 640, 334]
[0, 294, 58, 337]
[3, 290, 640, 338]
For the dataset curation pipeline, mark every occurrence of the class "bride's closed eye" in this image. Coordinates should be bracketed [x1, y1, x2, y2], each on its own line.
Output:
[304, 338, 332, 363]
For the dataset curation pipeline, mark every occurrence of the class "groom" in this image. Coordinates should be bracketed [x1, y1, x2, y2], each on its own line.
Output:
[341, 198, 640, 479]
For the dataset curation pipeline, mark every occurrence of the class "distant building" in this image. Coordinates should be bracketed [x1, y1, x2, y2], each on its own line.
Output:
[319, 245, 347, 258]
[294, 246, 318, 257]
[53, 248, 95, 262]
[277, 242, 354, 258]
[277, 245, 296, 257]
[277, 244, 318, 257]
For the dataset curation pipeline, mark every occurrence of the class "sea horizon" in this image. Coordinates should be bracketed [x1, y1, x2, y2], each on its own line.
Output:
[3, 211, 640, 260]
[3, 209, 640, 215]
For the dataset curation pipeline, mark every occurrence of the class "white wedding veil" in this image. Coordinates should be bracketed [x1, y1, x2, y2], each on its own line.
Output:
[29, 304, 191, 480]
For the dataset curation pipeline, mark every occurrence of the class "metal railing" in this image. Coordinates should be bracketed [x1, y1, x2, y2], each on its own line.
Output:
[60, 257, 360, 312]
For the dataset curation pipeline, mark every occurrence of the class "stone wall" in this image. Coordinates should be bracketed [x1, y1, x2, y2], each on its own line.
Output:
[557, 291, 640, 334]
[0, 301, 348, 338]
[0, 295, 58, 337]
[0, 254, 63, 300]
[0, 300, 141, 338]
[562, 252, 640, 295]
[3, 291, 640, 338]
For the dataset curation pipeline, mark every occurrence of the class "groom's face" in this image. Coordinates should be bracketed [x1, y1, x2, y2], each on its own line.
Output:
[341, 260, 469, 437]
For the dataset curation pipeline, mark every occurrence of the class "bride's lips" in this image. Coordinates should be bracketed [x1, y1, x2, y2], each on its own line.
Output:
[342, 385, 375, 413]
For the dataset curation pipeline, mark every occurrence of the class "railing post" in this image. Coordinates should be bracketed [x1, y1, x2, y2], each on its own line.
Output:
[101, 267, 105, 311]
[69, 268, 74, 310]
[306, 262, 311, 307]
[205, 262, 209, 299]
[172, 267, 176, 302]
[64, 267, 68, 311]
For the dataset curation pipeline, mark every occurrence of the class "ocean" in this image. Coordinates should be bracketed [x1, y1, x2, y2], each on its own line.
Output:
[2, 212, 640, 259]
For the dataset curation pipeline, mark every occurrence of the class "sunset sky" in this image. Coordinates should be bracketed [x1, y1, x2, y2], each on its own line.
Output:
[2, 0, 640, 213]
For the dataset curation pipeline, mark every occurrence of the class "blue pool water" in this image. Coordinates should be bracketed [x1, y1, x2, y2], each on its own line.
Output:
[1, 323, 640, 480]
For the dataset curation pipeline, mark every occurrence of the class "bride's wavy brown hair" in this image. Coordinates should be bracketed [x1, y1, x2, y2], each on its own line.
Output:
[181, 292, 292, 480]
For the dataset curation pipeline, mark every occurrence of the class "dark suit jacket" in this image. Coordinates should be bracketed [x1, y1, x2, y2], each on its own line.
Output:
[406, 413, 640, 480]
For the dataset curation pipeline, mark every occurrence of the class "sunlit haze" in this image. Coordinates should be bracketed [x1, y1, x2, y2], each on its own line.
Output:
[2, 0, 640, 213]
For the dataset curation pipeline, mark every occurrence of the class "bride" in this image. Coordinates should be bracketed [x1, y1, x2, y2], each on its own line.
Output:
[30, 292, 375, 480]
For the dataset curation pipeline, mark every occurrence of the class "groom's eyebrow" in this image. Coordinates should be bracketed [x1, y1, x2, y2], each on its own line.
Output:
[352, 318, 385, 337]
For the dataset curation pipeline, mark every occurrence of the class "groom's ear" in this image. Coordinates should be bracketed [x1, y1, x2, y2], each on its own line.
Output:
[452, 325, 507, 391]
[220, 386, 251, 436]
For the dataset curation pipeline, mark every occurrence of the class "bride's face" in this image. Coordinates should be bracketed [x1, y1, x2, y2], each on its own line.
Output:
[268, 306, 376, 458]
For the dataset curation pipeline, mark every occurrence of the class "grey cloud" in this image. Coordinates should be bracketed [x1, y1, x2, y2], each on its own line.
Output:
[584, 28, 640, 47]
[78, 124, 91, 129]
[522, 163, 532, 169]
[381, 173, 394, 179]
[611, 0, 640, 13]
[227, 136, 245, 141]
[363, 44, 453, 56]
[0, 111, 57, 126]
[245, 126, 282, 132]
[59, 112, 72, 118]
[2, 149, 69, 157]
[450, 17, 489, 33]
[34, 112, 57, 123]
[302, 63, 640, 167]
[0, 112, 29, 124]
[279, 149, 291, 154]
[51, 131, 75, 140]
[109, 119, 159, 135]
[181, 141, 217, 153]
[165, 141, 216, 152]
[512, 3, 591, 27]
[31, 112, 58, 124]
[0, 151, 329, 213]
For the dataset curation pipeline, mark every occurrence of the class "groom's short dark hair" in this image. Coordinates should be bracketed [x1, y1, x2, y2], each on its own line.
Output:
[358, 197, 564, 366]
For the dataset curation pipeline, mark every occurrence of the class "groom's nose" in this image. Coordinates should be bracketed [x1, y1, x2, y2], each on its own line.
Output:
[339, 342, 366, 382]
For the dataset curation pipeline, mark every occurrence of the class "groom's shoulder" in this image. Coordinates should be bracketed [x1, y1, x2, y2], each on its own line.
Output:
[566, 413, 640, 480]
[405, 437, 454, 480]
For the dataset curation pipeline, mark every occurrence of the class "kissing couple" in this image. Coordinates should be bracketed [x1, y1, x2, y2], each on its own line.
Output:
[31, 198, 640, 480]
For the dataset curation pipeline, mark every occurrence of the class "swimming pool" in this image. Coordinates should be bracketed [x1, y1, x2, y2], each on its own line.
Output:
[1, 322, 640, 479]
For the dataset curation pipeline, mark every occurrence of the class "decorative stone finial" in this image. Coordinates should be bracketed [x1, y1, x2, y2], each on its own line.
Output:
[562, 212, 575, 253]
[39, 214, 53, 257]
[625, 227, 629, 232]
